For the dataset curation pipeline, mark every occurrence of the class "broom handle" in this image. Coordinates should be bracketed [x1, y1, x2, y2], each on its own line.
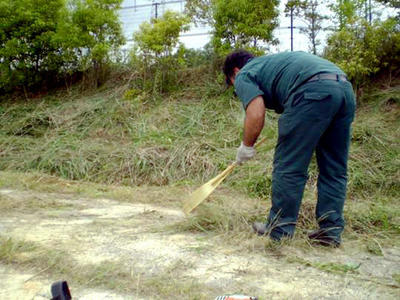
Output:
[210, 136, 268, 187]
[254, 136, 268, 149]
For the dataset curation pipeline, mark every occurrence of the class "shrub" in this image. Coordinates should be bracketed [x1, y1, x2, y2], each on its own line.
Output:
[132, 10, 190, 94]
[0, 0, 125, 94]
[324, 17, 400, 91]
[0, 0, 66, 92]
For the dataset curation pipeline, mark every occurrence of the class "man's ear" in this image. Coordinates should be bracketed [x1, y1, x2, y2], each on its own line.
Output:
[233, 67, 240, 75]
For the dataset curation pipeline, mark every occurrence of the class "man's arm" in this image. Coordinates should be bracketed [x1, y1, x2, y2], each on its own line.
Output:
[243, 96, 266, 146]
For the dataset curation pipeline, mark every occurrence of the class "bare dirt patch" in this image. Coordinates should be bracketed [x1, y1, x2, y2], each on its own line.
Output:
[0, 186, 399, 299]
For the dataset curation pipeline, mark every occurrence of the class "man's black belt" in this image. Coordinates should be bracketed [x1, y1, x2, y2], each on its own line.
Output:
[307, 73, 348, 82]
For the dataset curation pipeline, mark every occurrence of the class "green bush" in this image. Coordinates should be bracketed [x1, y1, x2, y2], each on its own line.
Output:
[185, 0, 279, 55]
[0, 0, 124, 93]
[62, 0, 125, 87]
[0, 0, 66, 92]
[325, 17, 400, 90]
[131, 10, 190, 94]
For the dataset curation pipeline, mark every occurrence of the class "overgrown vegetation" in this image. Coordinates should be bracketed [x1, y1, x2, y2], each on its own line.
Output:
[0, 76, 244, 185]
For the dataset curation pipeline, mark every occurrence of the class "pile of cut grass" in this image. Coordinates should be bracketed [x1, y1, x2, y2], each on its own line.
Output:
[0, 83, 237, 185]
[0, 77, 278, 189]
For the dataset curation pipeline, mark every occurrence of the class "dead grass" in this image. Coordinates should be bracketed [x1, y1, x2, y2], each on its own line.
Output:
[0, 236, 215, 298]
[0, 192, 73, 213]
[1, 169, 398, 253]
[0, 171, 185, 208]
[1, 174, 399, 297]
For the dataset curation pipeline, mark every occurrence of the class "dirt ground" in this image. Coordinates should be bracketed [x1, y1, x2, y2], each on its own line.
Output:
[0, 185, 399, 299]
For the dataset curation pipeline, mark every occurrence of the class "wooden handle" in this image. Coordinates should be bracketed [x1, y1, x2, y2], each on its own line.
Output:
[254, 136, 267, 149]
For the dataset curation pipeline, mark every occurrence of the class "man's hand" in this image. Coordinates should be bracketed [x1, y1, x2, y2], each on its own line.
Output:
[236, 142, 256, 165]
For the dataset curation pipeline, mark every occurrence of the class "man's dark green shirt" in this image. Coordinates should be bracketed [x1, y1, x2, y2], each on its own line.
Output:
[234, 51, 346, 113]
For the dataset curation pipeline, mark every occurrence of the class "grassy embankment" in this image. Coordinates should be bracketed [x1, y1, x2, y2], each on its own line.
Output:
[0, 70, 399, 244]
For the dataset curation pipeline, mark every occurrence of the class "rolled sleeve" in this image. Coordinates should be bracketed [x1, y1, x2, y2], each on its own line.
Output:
[234, 71, 264, 110]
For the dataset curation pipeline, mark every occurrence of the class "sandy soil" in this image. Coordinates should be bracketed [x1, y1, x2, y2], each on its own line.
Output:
[0, 188, 399, 299]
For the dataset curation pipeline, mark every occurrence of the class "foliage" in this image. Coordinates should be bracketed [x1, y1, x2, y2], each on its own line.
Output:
[174, 45, 215, 68]
[325, 15, 400, 89]
[184, 0, 214, 26]
[134, 11, 190, 57]
[58, 0, 125, 87]
[132, 10, 190, 94]
[328, 0, 367, 30]
[0, 0, 66, 92]
[186, 0, 279, 55]
[329, 0, 352, 30]
[324, 19, 378, 88]
[285, 0, 328, 54]
[0, 0, 124, 93]
[324, 0, 400, 89]
[213, 0, 279, 54]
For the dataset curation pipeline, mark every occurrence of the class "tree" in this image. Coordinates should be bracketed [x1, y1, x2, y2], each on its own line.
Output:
[325, 15, 400, 90]
[285, 0, 328, 55]
[134, 10, 190, 58]
[0, 0, 66, 92]
[212, 0, 279, 54]
[185, 0, 279, 55]
[57, 0, 125, 87]
[0, 0, 125, 93]
[132, 10, 190, 93]
[324, 0, 400, 91]
[184, 0, 213, 25]
[329, 0, 372, 29]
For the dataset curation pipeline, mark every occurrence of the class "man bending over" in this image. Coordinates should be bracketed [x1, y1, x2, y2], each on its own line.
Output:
[223, 50, 356, 247]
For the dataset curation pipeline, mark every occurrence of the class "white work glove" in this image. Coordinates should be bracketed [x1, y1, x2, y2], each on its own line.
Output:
[236, 142, 256, 165]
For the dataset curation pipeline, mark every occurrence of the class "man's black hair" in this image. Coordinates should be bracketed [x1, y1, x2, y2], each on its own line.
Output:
[223, 50, 254, 86]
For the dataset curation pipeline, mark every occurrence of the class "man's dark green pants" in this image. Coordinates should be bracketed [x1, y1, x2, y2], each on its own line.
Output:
[267, 78, 356, 242]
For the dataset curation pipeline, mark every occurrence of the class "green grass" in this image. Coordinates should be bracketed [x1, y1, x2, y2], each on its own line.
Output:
[393, 273, 400, 285]
[0, 83, 244, 186]
[287, 256, 361, 275]
[0, 237, 37, 264]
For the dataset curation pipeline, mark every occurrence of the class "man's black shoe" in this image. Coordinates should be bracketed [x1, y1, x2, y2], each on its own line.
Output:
[308, 229, 341, 248]
[252, 222, 269, 236]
